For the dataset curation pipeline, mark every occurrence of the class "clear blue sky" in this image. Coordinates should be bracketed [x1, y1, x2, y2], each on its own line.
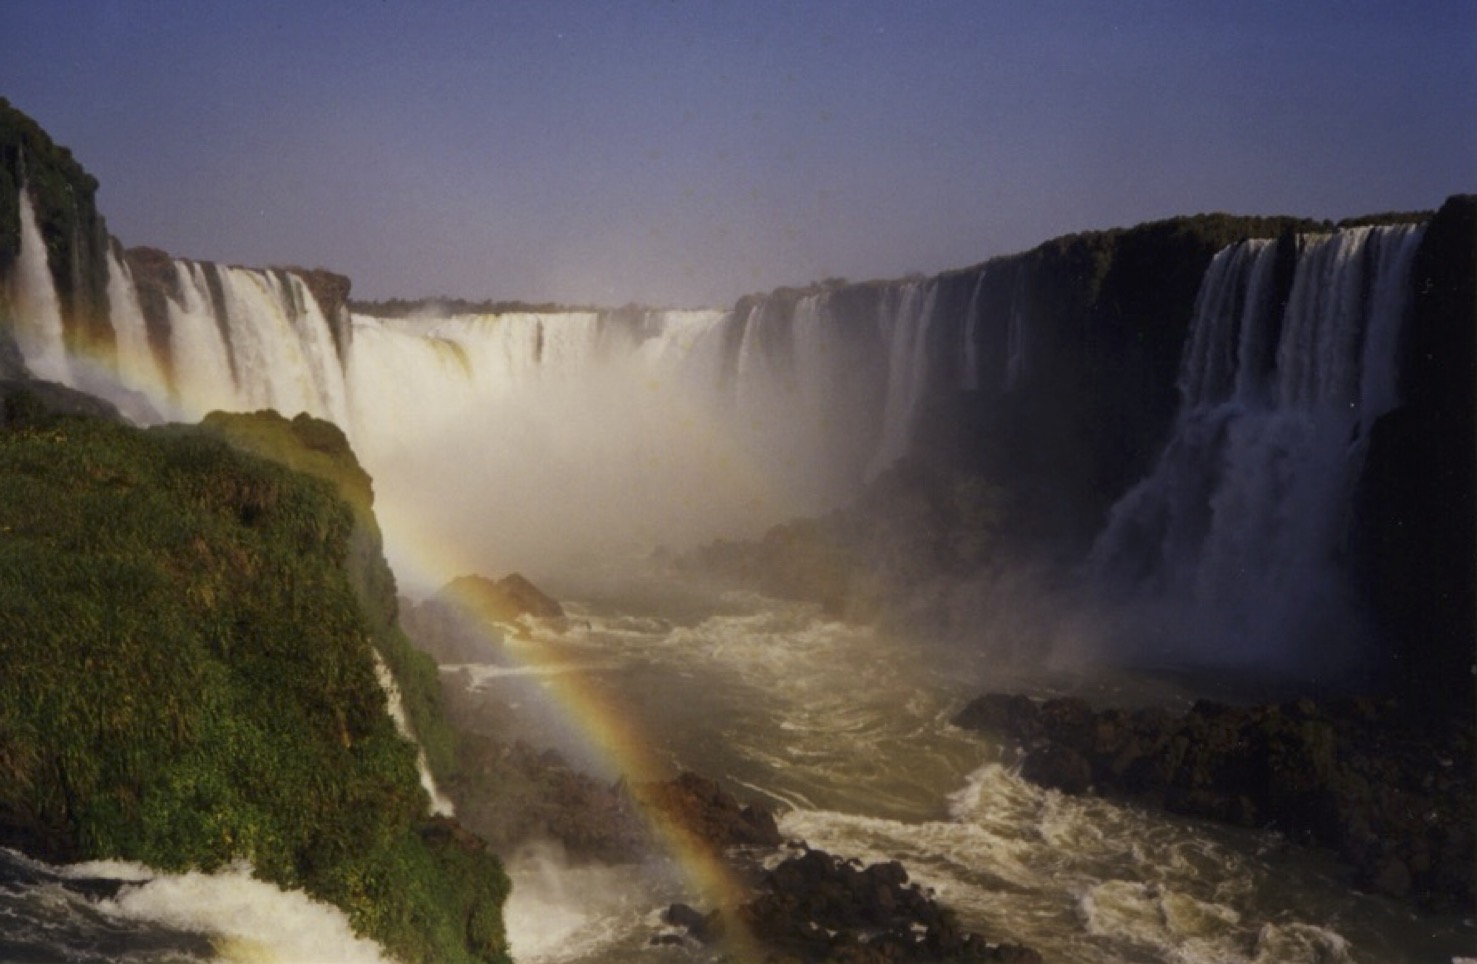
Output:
[2, 0, 1473, 306]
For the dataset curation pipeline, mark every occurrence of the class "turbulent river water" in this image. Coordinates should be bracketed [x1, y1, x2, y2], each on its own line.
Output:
[3, 577, 1474, 963]
[480, 575, 1475, 964]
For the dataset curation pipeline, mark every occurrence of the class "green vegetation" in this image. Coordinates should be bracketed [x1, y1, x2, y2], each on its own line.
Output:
[199, 409, 460, 783]
[0, 399, 508, 963]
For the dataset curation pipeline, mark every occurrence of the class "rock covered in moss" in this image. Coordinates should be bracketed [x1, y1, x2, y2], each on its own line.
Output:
[0, 406, 509, 963]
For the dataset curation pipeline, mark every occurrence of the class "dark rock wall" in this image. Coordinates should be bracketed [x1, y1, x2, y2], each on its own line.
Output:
[1355, 195, 1477, 718]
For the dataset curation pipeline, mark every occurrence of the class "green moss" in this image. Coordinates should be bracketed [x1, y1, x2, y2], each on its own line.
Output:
[0, 405, 507, 963]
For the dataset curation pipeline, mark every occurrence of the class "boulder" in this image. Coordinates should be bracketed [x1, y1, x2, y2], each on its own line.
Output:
[440, 572, 565, 626]
[739, 844, 1042, 963]
[635, 771, 781, 850]
[954, 691, 1475, 911]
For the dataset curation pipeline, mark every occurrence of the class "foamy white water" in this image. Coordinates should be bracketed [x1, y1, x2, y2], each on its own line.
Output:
[96, 862, 392, 964]
[456, 582, 1475, 964]
[1088, 224, 1427, 674]
[6, 189, 71, 383]
[0, 849, 391, 964]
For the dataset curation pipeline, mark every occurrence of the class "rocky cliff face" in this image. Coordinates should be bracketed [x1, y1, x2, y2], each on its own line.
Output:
[688, 203, 1475, 717]
[1354, 195, 1477, 717]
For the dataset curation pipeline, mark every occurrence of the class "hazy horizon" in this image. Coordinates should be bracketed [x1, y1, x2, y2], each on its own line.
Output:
[3, 1, 1474, 308]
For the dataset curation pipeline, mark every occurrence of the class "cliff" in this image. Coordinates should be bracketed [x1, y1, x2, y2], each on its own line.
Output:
[1, 99, 353, 389]
[1355, 194, 1477, 717]
[0, 97, 112, 361]
[685, 203, 1475, 718]
[0, 395, 508, 963]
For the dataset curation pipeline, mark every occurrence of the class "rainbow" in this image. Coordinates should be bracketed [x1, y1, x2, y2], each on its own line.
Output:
[433, 575, 768, 961]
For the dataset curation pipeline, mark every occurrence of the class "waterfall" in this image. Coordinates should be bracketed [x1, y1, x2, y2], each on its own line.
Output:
[1088, 224, 1426, 668]
[5, 189, 71, 383]
[214, 267, 350, 426]
[1, 173, 1435, 630]
[960, 271, 986, 391]
[1, 174, 958, 556]
[868, 278, 939, 478]
[105, 248, 168, 398]
[371, 652, 455, 817]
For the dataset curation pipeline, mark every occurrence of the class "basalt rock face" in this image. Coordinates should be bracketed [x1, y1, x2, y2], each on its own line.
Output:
[955, 693, 1475, 912]
[1354, 194, 1477, 719]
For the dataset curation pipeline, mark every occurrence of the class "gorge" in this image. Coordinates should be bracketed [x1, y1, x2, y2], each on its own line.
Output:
[0, 96, 1473, 963]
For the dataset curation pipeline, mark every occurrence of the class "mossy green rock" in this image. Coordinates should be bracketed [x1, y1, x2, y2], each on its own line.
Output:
[0, 401, 508, 963]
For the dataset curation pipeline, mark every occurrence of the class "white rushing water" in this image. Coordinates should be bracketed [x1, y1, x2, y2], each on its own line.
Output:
[5, 189, 71, 383]
[371, 650, 456, 817]
[869, 278, 939, 478]
[2, 185, 1465, 961]
[0, 848, 392, 963]
[451, 582, 1474, 964]
[1088, 224, 1427, 675]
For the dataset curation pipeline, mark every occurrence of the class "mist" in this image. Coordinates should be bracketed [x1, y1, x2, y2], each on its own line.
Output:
[344, 308, 878, 593]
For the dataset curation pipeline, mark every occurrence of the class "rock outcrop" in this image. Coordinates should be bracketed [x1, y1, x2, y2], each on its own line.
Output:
[442, 572, 566, 624]
[737, 845, 1041, 963]
[448, 734, 649, 863]
[955, 692, 1475, 912]
[635, 771, 782, 850]
[0, 403, 509, 964]
[640, 772, 1039, 963]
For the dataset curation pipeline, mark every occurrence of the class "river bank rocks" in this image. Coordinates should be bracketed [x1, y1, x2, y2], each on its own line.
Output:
[644, 773, 1040, 963]
[734, 844, 1042, 963]
[954, 692, 1475, 911]
[447, 734, 650, 863]
[400, 571, 566, 664]
[634, 771, 783, 849]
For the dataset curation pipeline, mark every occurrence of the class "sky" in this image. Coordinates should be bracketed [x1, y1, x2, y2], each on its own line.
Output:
[1, 0, 1473, 308]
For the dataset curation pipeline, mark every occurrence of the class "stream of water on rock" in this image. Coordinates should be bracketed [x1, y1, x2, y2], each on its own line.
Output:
[457, 572, 1475, 964]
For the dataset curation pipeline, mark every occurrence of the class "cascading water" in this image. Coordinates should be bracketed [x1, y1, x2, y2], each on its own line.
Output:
[103, 247, 168, 401]
[1088, 223, 1427, 673]
[371, 651, 455, 817]
[4, 189, 71, 383]
[4, 176, 1465, 962]
[868, 278, 939, 477]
